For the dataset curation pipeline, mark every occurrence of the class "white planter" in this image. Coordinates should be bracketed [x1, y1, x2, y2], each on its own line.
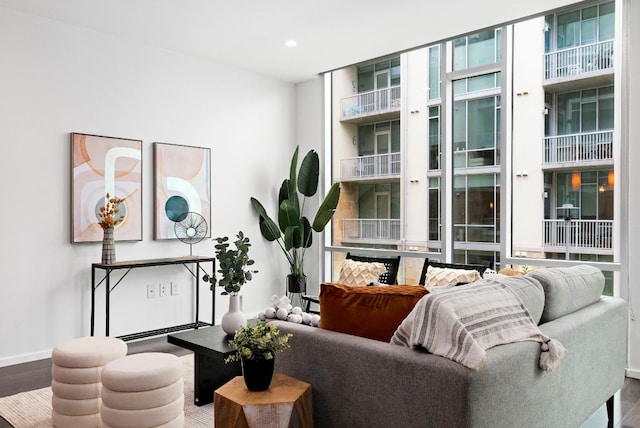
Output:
[221, 293, 247, 336]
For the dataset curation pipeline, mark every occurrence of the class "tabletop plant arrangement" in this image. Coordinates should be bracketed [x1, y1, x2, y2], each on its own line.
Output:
[226, 322, 292, 391]
[98, 192, 126, 264]
[250, 145, 340, 295]
[204, 231, 258, 335]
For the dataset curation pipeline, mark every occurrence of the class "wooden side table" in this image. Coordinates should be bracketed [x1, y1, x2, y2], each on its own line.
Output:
[214, 373, 313, 428]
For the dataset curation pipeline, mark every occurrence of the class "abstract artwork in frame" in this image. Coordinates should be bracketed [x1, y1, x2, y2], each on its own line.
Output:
[71, 133, 143, 243]
[154, 142, 211, 240]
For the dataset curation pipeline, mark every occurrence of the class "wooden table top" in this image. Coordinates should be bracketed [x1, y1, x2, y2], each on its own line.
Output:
[215, 373, 311, 405]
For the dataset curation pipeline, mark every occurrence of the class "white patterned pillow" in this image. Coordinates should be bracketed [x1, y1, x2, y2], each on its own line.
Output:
[425, 265, 481, 289]
[338, 259, 387, 286]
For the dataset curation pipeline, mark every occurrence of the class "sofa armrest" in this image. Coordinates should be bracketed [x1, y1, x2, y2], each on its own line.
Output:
[468, 296, 627, 428]
[273, 321, 471, 428]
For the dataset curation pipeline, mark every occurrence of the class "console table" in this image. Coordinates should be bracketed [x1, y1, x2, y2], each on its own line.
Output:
[91, 256, 215, 341]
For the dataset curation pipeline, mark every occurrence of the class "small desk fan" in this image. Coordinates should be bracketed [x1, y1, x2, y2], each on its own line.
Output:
[174, 212, 208, 255]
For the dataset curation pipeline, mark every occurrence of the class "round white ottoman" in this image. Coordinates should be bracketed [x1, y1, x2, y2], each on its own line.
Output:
[51, 336, 127, 428]
[100, 352, 184, 428]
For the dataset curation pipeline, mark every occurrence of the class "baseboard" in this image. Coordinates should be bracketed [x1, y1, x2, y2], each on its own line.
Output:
[626, 368, 640, 379]
[0, 349, 51, 368]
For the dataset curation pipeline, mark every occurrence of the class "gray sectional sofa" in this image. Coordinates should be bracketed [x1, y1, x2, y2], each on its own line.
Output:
[274, 265, 627, 428]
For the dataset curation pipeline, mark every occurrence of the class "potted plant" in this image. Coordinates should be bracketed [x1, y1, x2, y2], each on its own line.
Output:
[225, 322, 292, 391]
[250, 146, 340, 294]
[204, 231, 258, 335]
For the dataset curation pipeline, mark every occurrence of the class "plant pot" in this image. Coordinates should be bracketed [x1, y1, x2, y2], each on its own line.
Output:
[221, 293, 246, 336]
[101, 227, 115, 264]
[287, 274, 306, 293]
[241, 357, 275, 391]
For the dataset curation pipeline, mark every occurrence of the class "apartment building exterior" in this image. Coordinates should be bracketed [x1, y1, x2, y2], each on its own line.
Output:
[329, 1, 616, 291]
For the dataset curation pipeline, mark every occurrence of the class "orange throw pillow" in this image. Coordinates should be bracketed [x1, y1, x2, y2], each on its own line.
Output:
[319, 282, 429, 342]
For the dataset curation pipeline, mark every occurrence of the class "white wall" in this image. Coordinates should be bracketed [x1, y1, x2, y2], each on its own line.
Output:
[0, 7, 299, 366]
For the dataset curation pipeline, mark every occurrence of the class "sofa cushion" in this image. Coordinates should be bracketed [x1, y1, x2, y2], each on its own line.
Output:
[337, 259, 387, 286]
[527, 265, 604, 323]
[483, 274, 545, 324]
[424, 265, 481, 289]
[319, 282, 429, 342]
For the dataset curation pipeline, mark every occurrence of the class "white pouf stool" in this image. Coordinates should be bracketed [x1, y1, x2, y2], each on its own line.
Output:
[51, 336, 127, 428]
[100, 352, 184, 428]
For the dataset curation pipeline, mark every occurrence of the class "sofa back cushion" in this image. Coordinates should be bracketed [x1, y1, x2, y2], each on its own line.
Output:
[527, 265, 604, 323]
[485, 274, 545, 324]
[319, 282, 429, 342]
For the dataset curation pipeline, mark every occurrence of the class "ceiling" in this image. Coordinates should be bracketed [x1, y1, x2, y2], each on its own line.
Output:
[0, 0, 579, 83]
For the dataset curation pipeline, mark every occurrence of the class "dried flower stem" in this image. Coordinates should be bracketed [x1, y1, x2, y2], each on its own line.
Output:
[98, 192, 126, 229]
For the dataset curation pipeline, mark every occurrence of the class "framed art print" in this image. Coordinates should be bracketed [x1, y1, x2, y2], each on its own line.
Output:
[153, 142, 211, 240]
[71, 133, 142, 243]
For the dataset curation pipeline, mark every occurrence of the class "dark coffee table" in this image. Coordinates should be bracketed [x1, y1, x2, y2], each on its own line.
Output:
[167, 325, 241, 406]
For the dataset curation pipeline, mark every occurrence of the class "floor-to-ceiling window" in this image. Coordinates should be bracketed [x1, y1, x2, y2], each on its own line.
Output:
[449, 31, 502, 268]
[513, 1, 616, 294]
[327, 2, 618, 293]
[332, 56, 402, 271]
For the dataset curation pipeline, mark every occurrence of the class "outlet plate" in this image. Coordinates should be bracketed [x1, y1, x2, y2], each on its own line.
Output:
[159, 283, 168, 297]
[171, 282, 179, 296]
[147, 284, 156, 298]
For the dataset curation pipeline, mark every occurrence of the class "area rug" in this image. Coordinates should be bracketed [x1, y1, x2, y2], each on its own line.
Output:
[0, 354, 212, 427]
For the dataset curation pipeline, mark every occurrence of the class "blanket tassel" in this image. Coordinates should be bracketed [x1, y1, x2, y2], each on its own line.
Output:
[539, 335, 566, 371]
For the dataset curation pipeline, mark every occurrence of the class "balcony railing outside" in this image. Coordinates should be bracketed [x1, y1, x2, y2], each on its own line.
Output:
[341, 86, 401, 119]
[543, 130, 613, 164]
[342, 219, 401, 241]
[544, 39, 614, 80]
[543, 219, 613, 251]
[341, 153, 401, 180]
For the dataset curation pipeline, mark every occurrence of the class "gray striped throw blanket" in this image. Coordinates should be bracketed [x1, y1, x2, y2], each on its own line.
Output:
[391, 279, 565, 371]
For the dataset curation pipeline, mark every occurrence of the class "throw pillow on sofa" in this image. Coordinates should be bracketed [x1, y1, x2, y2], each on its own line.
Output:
[319, 282, 429, 342]
[337, 259, 387, 286]
[424, 265, 481, 289]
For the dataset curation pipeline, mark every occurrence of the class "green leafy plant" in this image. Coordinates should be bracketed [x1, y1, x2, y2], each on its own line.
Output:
[250, 146, 341, 276]
[204, 231, 257, 294]
[225, 322, 292, 363]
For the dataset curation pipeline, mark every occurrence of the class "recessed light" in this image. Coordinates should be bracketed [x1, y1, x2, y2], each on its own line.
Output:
[285, 40, 297, 47]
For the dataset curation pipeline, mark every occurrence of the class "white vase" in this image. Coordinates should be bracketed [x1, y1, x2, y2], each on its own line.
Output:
[221, 293, 246, 336]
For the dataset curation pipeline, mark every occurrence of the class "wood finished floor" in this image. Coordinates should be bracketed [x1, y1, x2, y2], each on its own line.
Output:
[1, 336, 639, 427]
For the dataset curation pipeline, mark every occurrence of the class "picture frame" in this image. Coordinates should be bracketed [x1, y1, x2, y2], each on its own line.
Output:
[71, 133, 143, 243]
[153, 142, 211, 240]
